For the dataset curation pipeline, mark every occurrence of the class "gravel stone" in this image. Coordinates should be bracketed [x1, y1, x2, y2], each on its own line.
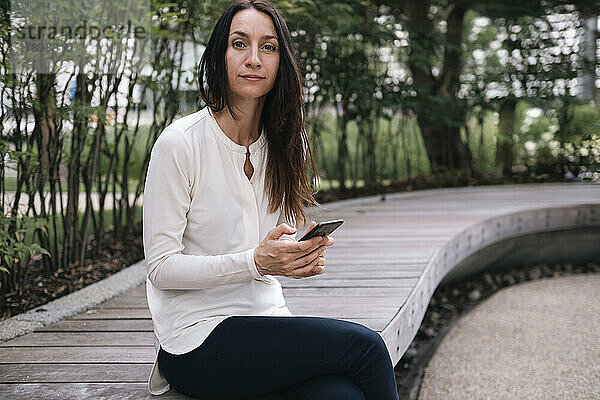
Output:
[467, 288, 481, 302]
[418, 274, 600, 400]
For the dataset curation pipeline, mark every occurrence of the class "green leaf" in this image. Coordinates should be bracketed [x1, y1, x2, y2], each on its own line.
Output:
[4, 255, 13, 269]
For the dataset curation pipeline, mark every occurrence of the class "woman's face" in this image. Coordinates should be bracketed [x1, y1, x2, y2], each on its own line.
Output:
[225, 9, 280, 102]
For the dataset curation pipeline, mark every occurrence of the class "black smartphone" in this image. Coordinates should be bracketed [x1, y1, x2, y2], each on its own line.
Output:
[298, 219, 344, 241]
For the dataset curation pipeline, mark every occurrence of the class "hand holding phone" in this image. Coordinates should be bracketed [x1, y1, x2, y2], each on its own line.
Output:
[254, 219, 341, 280]
[298, 219, 344, 241]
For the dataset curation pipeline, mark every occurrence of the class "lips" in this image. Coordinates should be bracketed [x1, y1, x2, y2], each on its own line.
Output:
[240, 74, 265, 80]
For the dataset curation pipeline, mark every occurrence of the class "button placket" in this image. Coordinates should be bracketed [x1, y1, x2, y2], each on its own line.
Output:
[248, 150, 262, 185]
[244, 151, 273, 285]
[236, 153, 252, 246]
[207, 108, 271, 282]
[241, 154, 260, 246]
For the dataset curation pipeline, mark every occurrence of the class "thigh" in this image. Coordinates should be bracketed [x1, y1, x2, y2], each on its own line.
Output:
[213, 315, 380, 372]
[212, 316, 381, 397]
[160, 315, 380, 399]
[216, 315, 380, 363]
[278, 374, 365, 400]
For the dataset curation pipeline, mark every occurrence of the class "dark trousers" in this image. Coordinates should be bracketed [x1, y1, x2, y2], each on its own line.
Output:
[158, 315, 400, 400]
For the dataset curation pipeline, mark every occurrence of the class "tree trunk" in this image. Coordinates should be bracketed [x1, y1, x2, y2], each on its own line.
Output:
[79, 121, 105, 263]
[579, 13, 597, 103]
[365, 114, 377, 186]
[313, 104, 332, 183]
[402, 115, 412, 179]
[63, 71, 91, 268]
[33, 72, 61, 272]
[353, 122, 361, 189]
[406, 1, 472, 172]
[391, 115, 400, 181]
[335, 100, 349, 191]
[478, 114, 485, 169]
[496, 97, 517, 177]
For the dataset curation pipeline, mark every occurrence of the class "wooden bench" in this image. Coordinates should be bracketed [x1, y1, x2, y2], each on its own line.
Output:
[1, 183, 598, 398]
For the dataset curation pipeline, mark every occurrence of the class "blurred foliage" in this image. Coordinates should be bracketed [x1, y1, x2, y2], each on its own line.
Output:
[0, 0, 599, 297]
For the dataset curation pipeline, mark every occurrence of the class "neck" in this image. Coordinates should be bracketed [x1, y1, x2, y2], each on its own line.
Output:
[213, 96, 265, 148]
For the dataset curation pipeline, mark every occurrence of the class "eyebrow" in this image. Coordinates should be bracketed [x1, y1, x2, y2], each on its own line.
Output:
[230, 31, 278, 41]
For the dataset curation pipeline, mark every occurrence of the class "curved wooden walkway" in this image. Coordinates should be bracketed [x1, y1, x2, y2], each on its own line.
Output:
[0, 183, 598, 399]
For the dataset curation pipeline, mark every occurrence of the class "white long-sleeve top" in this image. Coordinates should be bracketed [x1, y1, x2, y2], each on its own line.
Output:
[142, 106, 296, 395]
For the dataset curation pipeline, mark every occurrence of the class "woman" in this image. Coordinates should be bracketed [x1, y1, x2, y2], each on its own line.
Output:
[142, 1, 400, 398]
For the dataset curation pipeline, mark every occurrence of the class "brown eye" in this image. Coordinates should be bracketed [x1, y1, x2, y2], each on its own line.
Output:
[232, 41, 244, 48]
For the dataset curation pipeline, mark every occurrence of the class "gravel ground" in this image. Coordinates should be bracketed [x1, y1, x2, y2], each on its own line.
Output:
[417, 273, 600, 400]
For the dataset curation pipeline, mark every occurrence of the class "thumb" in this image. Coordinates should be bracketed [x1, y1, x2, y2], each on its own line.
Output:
[268, 223, 297, 240]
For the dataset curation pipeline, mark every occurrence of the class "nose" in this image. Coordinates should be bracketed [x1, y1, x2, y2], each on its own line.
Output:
[245, 44, 261, 68]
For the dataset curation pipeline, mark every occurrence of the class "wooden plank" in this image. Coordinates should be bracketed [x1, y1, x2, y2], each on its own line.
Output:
[280, 278, 419, 288]
[287, 306, 398, 321]
[71, 297, 408, 315]
[0, 347, 155, 364]
[328, 318, 389, 332]
[38, 319, 153, 332]
[0, 383, 191, 400]
[317, 263, 425, 269]
[307, 269, 423, 279]
[70, 309, 151, 320]
[100, 283, 418, 306]
[129, 285, 146, 296]
[95, 280, 422, 308]
[0, 363, 151, 383]
[285, 296, 406, 311]
[287, 301, 400, 315]
[325, 251, 436, 260]
[282, 287, 414, 297]
[56, 311, 393, 331]
[0, 332, 154, 347]
[0, 184, 596, 399]
[99, 297, 149, 309]
[327, 241, 449, 248]
[285, 296, 406, 307]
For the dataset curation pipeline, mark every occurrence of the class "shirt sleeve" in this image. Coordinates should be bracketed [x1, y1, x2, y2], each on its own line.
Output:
[142, 128, 269, 290]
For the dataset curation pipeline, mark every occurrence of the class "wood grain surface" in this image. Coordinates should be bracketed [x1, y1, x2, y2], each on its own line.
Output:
[1, 183, 598, 399]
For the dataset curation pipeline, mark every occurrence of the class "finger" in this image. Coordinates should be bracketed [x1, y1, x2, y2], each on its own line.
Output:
[295, 257, 326, 278]
[278, 239, 324, 268]
[300, 221, 317, 239]
[291, 255, 322, 278]
[291, 234, 324, 257]
[298, 251, 327, 277]
[306, 258, 326, 276]
[268, 223, 297, 240]
[290, 244, 325, 269]
[291, 247, 322, 272]
[309, 265, 325, 276]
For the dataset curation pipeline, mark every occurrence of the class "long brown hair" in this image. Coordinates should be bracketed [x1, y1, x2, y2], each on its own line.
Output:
[198, 0, 319, 226]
